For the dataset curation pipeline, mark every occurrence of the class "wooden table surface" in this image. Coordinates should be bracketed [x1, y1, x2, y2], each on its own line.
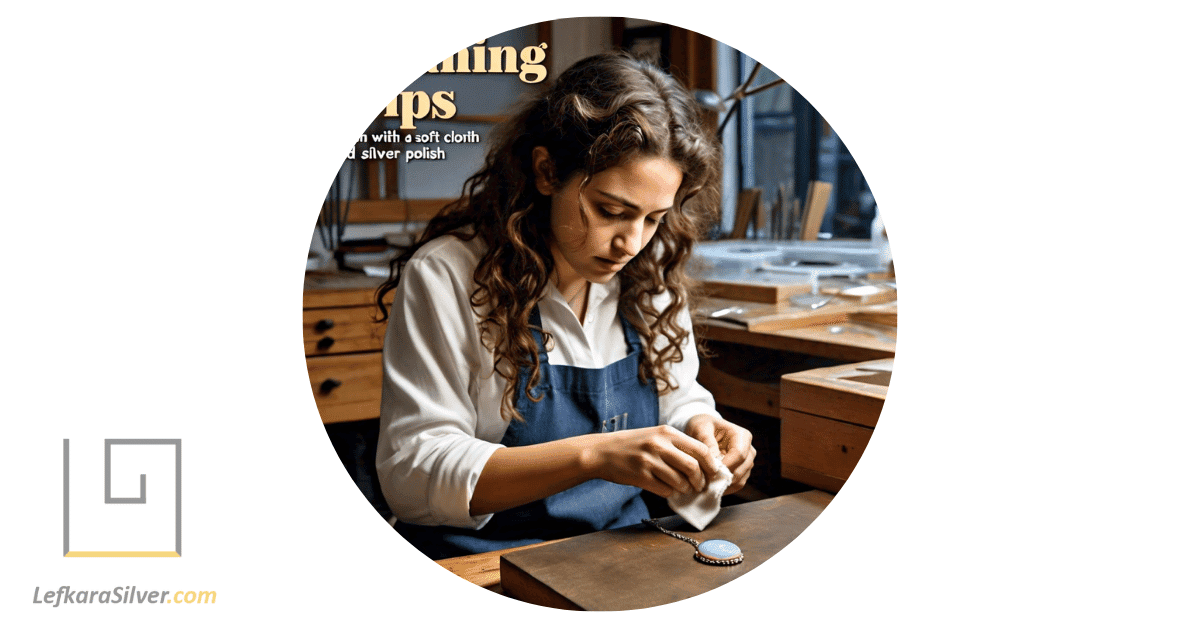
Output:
[434, 491, 833, 608]
[500, 491, 834, 610]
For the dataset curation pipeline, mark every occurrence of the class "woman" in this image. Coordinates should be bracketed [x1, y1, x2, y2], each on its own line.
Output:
[375, 52, 755, 559]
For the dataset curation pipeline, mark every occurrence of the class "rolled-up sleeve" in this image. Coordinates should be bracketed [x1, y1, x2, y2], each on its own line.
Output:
[376, 248, 503, 529]
[656, 296, 723, 433]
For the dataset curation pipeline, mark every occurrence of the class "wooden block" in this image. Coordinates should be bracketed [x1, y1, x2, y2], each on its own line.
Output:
[729, 188, 762, 239]
[798, 181, 832, 241]
[745, 307, 856, 332]
[826, 284, 897, 306]
[699, 279, 813, 304]
[757, 194, 769, 235]
[850, 303, 898, 327]
[780, 359, 891, 427]
[699, 277, 893, 308]
[780, 408, 873, 491]
[499, 491, 833, 611]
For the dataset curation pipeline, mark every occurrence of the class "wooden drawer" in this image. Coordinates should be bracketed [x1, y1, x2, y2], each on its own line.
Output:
[780, 409, 872, 492]
[779, 359, 891, 492]
[303, 305, 385, 356]
[308, 352, 383, 424]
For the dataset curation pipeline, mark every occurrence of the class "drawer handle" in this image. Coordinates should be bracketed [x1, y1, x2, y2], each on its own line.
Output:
[315, 319, 336, 332]
[319, 378, 342, 394]
[316, 337, 336, 350]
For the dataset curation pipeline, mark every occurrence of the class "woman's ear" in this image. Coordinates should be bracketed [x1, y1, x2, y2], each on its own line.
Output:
[531, 146, 555, 196]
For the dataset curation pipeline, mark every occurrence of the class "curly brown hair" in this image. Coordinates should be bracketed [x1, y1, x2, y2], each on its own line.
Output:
[376, 51, 721, 422]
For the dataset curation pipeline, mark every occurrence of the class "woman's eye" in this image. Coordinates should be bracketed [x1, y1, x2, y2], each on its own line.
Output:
[598, 205, 622, 218]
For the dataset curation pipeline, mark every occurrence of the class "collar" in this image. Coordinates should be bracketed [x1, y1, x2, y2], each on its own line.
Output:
[544, 274, 619, 311]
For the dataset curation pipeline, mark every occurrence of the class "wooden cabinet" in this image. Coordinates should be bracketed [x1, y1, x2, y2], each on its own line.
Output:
[303, 273, 387, 424]
[302, 305, 384, 355]
[779, 359, 891, 492]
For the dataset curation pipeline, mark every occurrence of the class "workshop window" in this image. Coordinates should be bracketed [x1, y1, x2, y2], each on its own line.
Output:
[736, 53, 878, 240]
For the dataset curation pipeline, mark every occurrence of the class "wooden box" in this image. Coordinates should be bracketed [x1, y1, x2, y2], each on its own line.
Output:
[699, 278, 816, 304]
[779, 359, 891, 492]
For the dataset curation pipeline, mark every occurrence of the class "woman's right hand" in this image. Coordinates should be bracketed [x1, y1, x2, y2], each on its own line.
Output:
[580, 425, 720, 498]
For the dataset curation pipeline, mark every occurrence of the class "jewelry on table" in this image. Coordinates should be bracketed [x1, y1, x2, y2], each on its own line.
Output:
[642, 518, 744, 566]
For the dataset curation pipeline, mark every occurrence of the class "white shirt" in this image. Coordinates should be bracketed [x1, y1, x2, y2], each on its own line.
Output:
[376, 235, 721, 529]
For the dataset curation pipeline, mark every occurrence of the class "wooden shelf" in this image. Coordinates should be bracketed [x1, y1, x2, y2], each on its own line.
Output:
[344, 197, 455, 224]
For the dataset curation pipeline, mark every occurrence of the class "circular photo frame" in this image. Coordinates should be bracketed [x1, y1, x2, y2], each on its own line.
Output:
[302, 16, 892, 611]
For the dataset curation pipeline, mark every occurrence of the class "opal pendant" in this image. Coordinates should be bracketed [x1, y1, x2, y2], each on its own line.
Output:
[694, 539, 744, 566]
[643, 518, 745, 567]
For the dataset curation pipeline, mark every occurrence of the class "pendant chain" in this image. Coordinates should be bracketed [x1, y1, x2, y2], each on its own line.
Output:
[643, 518, 700, 549]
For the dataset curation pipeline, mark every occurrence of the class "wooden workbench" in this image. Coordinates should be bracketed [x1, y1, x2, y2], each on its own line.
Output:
[699, 316, 895, 363]
[694, 295, 896, 497]
[435, 491, 833, 609]
[694, 295, 895, 418]
[695, 295, 897, 362]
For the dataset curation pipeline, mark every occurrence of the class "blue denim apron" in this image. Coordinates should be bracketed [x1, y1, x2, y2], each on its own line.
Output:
[395, 304, 658, 559]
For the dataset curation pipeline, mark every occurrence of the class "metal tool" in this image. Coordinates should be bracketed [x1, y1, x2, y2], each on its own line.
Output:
[790, 294, 831, 310]
[706, 306, 746, 319]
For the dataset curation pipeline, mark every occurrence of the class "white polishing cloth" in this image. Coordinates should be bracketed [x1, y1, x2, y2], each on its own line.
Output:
[667, 455, 733, 531]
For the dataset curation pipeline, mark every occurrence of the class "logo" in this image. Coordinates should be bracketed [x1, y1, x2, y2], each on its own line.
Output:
[62, 439, 182, 557]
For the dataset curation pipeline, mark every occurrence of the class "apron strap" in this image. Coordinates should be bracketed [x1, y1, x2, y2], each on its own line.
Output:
[617, 305, 643, 355]
[527, 305, 550, 362]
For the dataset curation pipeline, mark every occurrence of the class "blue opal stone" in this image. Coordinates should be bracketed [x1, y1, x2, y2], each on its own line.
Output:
[696, 539, 742, 561]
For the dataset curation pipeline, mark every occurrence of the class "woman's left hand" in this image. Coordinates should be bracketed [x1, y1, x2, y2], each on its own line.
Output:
[684, 414, 755, 495]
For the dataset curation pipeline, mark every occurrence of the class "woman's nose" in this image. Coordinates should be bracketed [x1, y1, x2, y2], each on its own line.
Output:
[613, 222, 642, 257]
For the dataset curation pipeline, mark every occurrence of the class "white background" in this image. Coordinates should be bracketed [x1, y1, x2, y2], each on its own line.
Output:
[3, 1, 1198, 626]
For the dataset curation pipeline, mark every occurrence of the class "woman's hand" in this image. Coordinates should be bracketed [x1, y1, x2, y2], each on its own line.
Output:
[471, 425, 718, 516]
[581, 425, 721, 499]
[684, 414, 755, 494]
